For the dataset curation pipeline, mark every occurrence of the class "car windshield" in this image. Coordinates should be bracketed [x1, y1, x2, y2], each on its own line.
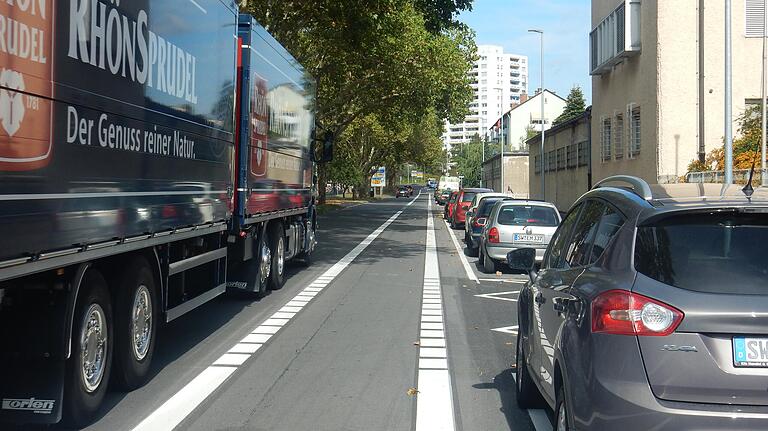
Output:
[635, 212, 768, 294]
[495, 205, 559, 227]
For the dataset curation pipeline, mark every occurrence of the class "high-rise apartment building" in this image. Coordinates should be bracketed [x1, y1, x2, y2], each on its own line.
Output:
[442, 45, 528, 154]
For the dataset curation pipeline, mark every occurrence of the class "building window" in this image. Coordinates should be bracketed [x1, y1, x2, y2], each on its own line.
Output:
[601, 117, 612, 161]
[614, 113, 624, 159]
[534, 155, 541, 174]
[557, 147, 566, 170]
[567, 143, 577, 168]
[577, 141, 588, 166]
[547, 150, 557, 172]
[747, 0, 766, 37]
[629, 106, 641, 157]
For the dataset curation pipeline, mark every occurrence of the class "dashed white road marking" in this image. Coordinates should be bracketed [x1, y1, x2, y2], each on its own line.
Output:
[132, 195, 421, 431]
[415, 199, 456, 431]
[443, 220, 480, 284]
[510, 374, 552, 431]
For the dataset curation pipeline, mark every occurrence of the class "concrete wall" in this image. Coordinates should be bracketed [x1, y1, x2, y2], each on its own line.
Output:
[529, 111, 592, 212]
[482, 153, 530, 197]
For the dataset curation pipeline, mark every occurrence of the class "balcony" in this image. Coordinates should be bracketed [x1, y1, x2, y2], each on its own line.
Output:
[590, 0, 641, 75]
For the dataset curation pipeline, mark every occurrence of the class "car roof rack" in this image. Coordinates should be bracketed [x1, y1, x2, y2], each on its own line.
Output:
[592, 175, 653, 201]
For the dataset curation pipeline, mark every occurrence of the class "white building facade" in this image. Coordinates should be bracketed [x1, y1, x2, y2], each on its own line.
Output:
[488, 89, 567, 151]
[442, 45, 528, 154]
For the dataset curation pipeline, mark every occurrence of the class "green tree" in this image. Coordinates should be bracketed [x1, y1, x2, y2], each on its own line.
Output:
[451, 135, 485, 187]
[553, 86, 586, 126]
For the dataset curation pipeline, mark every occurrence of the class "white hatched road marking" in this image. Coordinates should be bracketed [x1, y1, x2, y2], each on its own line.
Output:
[415, 199, 456, 431]
[443, 219, 479, 284]
[490, 325, 519, 335]
[132, 194, 421, 431]
[474, 290, 521, 302]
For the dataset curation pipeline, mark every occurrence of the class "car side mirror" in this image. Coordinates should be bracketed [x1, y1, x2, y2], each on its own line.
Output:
[507, 249, 537, 281]
[466, 211, 475, 218]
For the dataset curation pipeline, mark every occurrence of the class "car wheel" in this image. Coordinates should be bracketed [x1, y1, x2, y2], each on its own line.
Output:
[113, 257, 157, 391]
[555, 384, 571, 431]
[450, 216, 456, 229]
[268, 224, 286, 290]
[467, 243, 479, 257]
[515, 335, 545, 409]
[482, 247, 498, 273]
[63, 268, 113, 428]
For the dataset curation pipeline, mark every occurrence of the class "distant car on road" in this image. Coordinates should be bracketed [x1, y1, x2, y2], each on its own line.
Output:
[396, 186, 410, 198]
[511, 176, 768, 430]
[478, 200, 560, 273]
[464, 193, 508, 256]
[448, 188, 492, 229]
[436, 189, 452, 205]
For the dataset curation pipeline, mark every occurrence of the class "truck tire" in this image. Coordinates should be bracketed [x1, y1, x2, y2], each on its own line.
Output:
[268, 224, 286, 290]
[113, 257, 157, 391]
[253, 231, 271, 297]
[62, 268, 113, 428]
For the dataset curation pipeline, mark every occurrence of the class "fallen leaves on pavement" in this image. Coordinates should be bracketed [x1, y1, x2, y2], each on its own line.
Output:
[407, 387, 419, 396]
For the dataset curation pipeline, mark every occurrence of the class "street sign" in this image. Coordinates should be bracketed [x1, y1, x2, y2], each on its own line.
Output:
[371, 166, 386, 187]
[412, 170, 424, 179]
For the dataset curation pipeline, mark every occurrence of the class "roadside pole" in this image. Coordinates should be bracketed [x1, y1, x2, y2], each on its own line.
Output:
[724, 0, 733, 187]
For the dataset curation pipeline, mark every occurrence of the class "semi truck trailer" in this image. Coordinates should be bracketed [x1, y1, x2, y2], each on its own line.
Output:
[0, 0, 332, 426]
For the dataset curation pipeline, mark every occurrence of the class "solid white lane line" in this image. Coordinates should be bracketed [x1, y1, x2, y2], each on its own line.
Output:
[132, 195, 421, 431]
[443, 220, 480, 284]
[416, 199, 456, 431]
[131, 367, 237, 431]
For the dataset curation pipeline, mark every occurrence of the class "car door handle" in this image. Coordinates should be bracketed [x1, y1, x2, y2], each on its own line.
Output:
[534, 293, 545, 305]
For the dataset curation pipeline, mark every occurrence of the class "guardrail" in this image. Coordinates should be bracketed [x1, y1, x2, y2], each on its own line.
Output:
[685, 169, 764, 184]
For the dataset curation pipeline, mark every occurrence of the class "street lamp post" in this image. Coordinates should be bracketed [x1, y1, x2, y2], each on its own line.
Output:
[529, 29, 545, 200]
[494, 87, 505, 194]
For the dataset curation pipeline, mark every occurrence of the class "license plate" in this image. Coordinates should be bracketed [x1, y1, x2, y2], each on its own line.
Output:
[733, 337, 768, 367]
[514, 234, 544, 243]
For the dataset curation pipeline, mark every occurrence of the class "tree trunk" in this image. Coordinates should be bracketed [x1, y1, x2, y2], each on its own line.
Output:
[317, 162, 328, 205]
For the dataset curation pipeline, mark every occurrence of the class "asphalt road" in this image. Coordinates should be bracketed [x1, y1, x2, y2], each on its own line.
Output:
[46, 192, 553, 431]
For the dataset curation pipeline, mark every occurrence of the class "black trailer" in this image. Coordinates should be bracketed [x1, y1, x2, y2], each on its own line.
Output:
[0, 2, 330, 426]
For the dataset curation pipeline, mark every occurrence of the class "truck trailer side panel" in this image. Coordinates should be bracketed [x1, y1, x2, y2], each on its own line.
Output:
[0, 0, 239, 263]
[236, 15, 314, 225]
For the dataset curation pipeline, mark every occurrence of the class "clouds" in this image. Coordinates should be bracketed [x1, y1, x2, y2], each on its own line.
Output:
[459, 0, 591, 102]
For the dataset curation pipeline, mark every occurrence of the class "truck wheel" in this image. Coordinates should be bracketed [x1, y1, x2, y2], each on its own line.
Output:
[63, 268, 113, 427]
[113, 257, 157, 391]
[254, 231, 271, 297]
[297, 224, 315, 267]
[268, 224, 286, 290]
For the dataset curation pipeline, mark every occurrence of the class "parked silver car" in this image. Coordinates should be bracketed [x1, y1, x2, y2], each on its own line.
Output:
[478, 200, 560, 273]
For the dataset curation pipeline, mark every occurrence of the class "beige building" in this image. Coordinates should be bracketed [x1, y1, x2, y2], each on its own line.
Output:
[528, 109, 593, 211]
[591, 0, 765, 184]
[482, 152, 530, 197]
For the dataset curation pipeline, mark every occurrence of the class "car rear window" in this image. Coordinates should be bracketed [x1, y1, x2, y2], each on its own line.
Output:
[477, 198, 503, 217]
[496, 205, 559, 227]
[461, 192, 476, 202]
[635, 212, 768, 294]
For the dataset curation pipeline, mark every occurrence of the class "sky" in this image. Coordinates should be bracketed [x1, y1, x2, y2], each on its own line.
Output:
[459, 0, 592, 103]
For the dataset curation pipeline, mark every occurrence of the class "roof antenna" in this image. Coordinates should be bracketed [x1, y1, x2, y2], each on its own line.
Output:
[743, 161, 756, 201]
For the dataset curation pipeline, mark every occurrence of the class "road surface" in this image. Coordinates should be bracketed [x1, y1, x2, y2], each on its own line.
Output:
[48, 192, 553, 431]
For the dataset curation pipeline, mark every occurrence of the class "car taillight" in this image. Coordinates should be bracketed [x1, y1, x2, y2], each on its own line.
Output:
[591, 290, 684, 336]
[473, 217, 487, 227]
[488, 227, 500, 243]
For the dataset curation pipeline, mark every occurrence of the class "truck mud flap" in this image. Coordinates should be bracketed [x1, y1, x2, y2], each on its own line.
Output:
[0, 358, 65, 424]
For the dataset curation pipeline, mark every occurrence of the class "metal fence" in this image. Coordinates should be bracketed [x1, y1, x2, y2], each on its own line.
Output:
[685, 169, 763, 184]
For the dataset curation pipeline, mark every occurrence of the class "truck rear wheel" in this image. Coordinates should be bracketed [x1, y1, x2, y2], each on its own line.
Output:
[63, 268, 113, 427]
[113, 257, 157, 391]
[268, 224, 286, 290]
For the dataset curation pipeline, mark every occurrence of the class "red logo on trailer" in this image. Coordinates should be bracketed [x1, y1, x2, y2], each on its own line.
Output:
[250, 75, 268, 177]
[0, 0, 53, 171]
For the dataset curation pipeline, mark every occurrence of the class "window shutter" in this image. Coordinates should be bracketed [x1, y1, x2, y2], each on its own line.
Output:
[746, 0, 766, 38]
